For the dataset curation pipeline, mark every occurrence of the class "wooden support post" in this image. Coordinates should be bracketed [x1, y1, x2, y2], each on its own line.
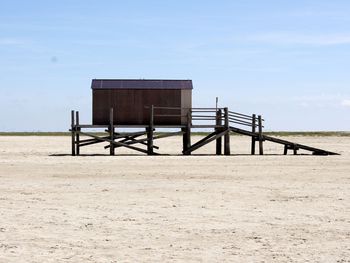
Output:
[183, 111, 192, 155]
[284, 145, 288, 155]
[182, 128, 187, 154]
[224, 107, 230, 155]
[216, 109, 222, 155]
[109, 108, 115, 155]
[258, 115, 263, 155]
[147, 105, 154, 155]
[251, 114, 256, 155]
[71, 110, 75, 156]
[293, 144, 298, 155]
[75, 111, 80, 155]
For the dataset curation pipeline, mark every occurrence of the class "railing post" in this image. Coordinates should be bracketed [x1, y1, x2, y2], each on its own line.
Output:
[251, 114, 256, 155]
[147, 105, 154, 155]
[216, 109, 222, 155]
[224, 107, 230, 155]
[71, 110, 75, 156]
[76, 111, 80, 155]
[109, 108, 115, 155]
[183, 110, 191, 155]
[258, 115, 263, 155]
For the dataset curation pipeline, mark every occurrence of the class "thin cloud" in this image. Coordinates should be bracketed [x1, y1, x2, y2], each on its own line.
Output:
[245, 94, 348, 109]
[341, 99, 350, 107]
[289, 10, 350, 20]
[0, 38, 25, 46]
[247, 32, 350, 46]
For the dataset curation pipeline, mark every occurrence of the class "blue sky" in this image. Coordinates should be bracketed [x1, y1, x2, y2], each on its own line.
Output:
[0, 0, 349, 131]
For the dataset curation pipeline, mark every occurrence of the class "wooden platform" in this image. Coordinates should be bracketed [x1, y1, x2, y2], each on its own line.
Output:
[70, 107, 339, 156]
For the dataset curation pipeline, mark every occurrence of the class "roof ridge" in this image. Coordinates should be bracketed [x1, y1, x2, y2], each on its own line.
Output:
[92, 79, 192, 81]
[91, 79, 193, 90]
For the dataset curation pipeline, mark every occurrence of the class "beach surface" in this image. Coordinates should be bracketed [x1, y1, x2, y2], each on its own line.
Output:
[0, 135, 349, 262]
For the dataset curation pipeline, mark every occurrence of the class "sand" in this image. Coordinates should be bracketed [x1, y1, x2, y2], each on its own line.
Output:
[0, 135, 349, 262]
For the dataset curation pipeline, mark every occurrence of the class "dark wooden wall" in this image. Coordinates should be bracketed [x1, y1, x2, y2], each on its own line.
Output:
[93, 89, 192, 125]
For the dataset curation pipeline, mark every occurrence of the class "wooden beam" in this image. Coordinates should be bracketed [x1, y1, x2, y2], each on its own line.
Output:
[184, 129, 229, 154]
[251, 114, 256, 155]
[75, 111, 80, 155]
[114, 139, 159, 150]
[113, 131, 147, 140]
[71, 110, 75, 156]
[186, 111, 191, 155]
[154, 131, 184, 140]
[216, 109, 222, 155]
[293, 144, 298, 155]
[78, 131, 149, 154]
[185, 131, 217, 152]
[182, 128, 188, 154]
[109, 108, 115, 155]
[105, 134, 159, 150]
[183, 111, 192, 155]
[80, 138, 108, 147]
[79, 138, 103, 144]
[108, 131, 185, 147]
[258, 115, 263, 155]
[224, 107, 230, 155]
[147, 105, 154, 155]
[79, 140, 103, 147]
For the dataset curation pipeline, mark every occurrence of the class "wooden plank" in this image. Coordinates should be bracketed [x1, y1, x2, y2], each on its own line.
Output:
[79, 139, 106, 147]
[251, 114, 256, 155]
[147, 105, 154, 155]
[71, 110, 75, 156]
[78, 131, 149, 154]
[75, 111, 80, 155]
[229, 125, 339, 156]
[105, 134, 159, 150]
[77, 124, 109, 128]
[228, 117, 254, 126]
[185, 131, 217, 151]
[184, 129, 229, 154]
[191, 107, 223, 110]
[77, 124, 187, 129]
[224, 108, 230, 155]
[182, 128, 188, 154]
[228, 110, 252, 119]
[115, 130, 185, 146]
[191, 125, 224, 128]
[187, 111, 191, 155]
[79, 138, 101, 144]
[115, 139, 159, 150]
[153, 131, 184, 140]
[293, 144, 298, 155]
[183, 111, 192, 155]
[258, 115, 263, 155]
[113, 131, 147, 139]
[216, 109, 222, 155]
[109, 108, 115, 155]
[191, 115, 217, 118]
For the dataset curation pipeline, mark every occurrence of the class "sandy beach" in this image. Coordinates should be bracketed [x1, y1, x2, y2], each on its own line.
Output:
[0, 135, 349, 262]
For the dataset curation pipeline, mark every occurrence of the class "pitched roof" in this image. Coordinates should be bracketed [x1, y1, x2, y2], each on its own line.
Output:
[91, 79, 193, 90]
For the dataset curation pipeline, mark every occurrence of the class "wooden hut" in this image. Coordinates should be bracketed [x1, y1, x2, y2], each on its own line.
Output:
[70, 79, 338, 156]
[92, 79, 193, 125]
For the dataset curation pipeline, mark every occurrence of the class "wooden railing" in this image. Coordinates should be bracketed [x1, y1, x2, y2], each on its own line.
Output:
[146, 105, 264, 131]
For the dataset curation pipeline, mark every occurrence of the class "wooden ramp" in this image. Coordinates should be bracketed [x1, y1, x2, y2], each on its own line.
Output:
[229, 126, 339, 156]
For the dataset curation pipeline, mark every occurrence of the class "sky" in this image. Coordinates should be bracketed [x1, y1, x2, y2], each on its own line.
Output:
[0, 0, 349, 131]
